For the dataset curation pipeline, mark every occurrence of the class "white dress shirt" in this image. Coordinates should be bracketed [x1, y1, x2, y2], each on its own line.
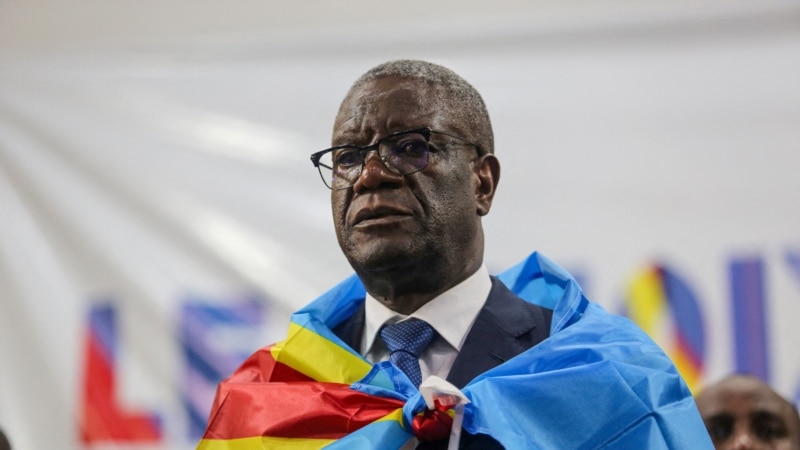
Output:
[362, 265, 491, 381]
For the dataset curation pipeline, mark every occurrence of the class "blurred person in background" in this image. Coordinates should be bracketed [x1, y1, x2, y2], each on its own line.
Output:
[198, 59, 712, 449]
[0, 427, 11, 450]
[696, 373, 800, 450]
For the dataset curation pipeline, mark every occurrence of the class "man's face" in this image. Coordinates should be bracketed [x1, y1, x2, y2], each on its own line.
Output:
[330, 76, 487, 293]
[696, 376, 800, 450]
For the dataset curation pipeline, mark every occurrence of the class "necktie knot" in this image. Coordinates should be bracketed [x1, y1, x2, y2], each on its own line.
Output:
[380, 319, 435, 387]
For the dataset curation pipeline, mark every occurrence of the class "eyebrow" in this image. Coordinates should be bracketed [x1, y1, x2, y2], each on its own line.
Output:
[750, 410, 789, 425]
[705, 410, 787, 420]
[704, 413, 733, 424]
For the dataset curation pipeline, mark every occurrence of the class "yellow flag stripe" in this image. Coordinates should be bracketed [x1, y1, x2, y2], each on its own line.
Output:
[270, 322, 372, 383]
[376, 407, 405, 424]
[198, 436, 334, 450]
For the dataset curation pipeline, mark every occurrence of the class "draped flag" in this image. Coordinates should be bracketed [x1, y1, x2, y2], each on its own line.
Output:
[198, 252, 713, 449]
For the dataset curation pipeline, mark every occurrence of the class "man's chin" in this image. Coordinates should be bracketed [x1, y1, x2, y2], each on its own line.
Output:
[345, 246, 420, 276]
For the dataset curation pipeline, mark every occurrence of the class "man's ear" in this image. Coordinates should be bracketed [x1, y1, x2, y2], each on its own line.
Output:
[474, 154, 500, 216]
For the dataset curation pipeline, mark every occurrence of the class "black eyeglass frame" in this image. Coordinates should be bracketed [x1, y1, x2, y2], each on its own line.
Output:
[310, 127, 484, 190]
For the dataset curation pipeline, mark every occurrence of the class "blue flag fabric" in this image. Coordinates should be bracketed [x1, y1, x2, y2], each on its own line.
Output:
[295, 251, 713, 449]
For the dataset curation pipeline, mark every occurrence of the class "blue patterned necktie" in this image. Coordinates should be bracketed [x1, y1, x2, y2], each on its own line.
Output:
[380, 319, 435, 388]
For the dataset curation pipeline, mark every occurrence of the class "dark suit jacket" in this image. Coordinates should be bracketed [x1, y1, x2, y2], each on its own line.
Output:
[332, 276, 553, 449]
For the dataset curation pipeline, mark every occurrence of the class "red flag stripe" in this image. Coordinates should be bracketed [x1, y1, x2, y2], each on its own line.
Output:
[203, 382, 404, 440]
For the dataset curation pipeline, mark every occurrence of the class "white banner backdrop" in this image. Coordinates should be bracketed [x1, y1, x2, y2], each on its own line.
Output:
[1, 1, 799, 449]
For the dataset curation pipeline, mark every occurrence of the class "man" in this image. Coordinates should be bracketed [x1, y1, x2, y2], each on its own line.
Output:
[324, 61, 549, 392]
[696, 374, 800, 449]
[0, 428, 11, 450]
[198, 60, 712, 449]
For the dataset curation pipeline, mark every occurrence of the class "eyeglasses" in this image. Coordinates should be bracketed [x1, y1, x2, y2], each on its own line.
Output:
[310, 127, 482, 190]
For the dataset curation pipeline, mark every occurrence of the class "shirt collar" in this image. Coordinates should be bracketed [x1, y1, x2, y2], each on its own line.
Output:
[363, 265, 491, 353]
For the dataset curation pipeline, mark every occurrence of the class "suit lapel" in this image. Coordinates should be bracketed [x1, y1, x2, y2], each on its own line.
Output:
[331, 277, 550, 389]
[446, 277, 542, 388]
[331, 303, 365, 352]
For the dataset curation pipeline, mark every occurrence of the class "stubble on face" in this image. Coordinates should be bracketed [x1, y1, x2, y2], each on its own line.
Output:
[330, 77, 484, 302]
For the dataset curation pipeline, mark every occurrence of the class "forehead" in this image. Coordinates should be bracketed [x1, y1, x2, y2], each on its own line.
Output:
[333, 77, 451, 138]
[698, 378, 793, 419]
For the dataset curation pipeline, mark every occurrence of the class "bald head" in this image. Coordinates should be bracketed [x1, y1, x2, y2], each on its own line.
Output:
[696, 374, 800, 449]
[340, 59, 494, 155]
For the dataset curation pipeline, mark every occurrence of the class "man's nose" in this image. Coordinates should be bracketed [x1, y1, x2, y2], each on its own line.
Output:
[723, 429, 764, 450]
[352, 150, 403, 192]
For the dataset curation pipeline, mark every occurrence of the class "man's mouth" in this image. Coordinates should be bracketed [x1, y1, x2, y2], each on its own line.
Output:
[353, 205, 413, 227]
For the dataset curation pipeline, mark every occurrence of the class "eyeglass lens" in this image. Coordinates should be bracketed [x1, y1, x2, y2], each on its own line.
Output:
[317, 130, 430, 189]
